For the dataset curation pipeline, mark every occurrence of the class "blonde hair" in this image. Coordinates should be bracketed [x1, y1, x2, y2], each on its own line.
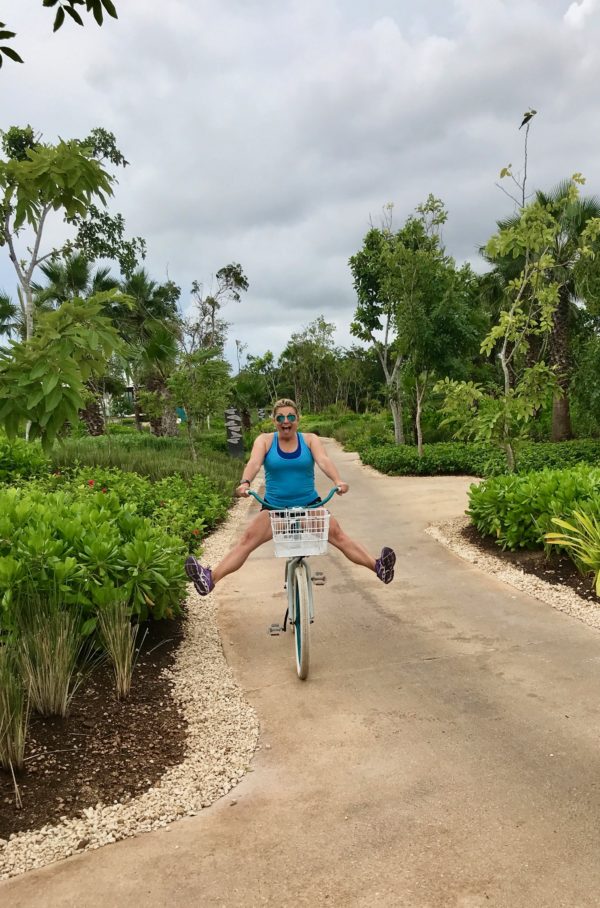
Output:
[271, 398, 299, 418]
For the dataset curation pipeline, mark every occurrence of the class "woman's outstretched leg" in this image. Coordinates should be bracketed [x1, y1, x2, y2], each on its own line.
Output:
[185, 511, 273, 595]
[328, 517, 396, 583]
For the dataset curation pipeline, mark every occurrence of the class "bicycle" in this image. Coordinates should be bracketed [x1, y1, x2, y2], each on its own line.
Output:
[246, 486, 339, 680]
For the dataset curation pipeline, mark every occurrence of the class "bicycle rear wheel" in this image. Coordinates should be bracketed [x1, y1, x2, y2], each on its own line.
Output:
[290, 560, 310, 680]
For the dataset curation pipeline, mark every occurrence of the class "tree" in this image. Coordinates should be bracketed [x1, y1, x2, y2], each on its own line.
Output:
[436, 177, 600, 469]
[0, 126, 144, 341]
[486, 181, 600, 440]
[350, 196, 454, 444]
[278, 316, 338, 412]
[167, 350, 231, 461]
[115, 268, 181, 434]
[0, 294, 123, 450]
[31, 252, 120, 434]
[0, 2, 118, 69]
[183, 264, 249, 353]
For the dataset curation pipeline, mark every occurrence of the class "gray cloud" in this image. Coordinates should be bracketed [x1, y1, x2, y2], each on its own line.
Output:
[1, 0, 599, 362]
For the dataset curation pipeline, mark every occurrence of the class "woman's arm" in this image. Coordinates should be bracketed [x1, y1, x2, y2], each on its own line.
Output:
[235, 434, 269, 496]
[306, 434, 349, 494]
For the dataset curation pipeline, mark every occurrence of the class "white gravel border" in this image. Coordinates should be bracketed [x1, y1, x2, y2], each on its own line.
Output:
[426, 516, 600, 632]
[0, 494, 260, 880]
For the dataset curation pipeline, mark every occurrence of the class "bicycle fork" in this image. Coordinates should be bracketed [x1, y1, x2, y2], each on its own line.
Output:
[268, 557, 323, 636]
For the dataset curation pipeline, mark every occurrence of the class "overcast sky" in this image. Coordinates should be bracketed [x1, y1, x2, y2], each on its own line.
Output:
[1, 0, 599, 364]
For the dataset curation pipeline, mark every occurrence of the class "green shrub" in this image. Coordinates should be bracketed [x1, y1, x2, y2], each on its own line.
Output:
[360, 442, 504, 477]
[467, 466, 600, 550]
[0, 436, 49, 483]
[358, 439, 600, 478]
[0, 485, 187, 627]
[31, 466, 229, 551]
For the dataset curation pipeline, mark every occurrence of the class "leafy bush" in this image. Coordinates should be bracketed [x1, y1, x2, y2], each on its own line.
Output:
[0, 485, 187, 628]
[358, 439, 600, 478]
[467, 466, 600, 550]
[33, 466, 229, 551]
[360, 442, 504, 477]
[0, 435, 49, 483]
[546, 511, 600, 594]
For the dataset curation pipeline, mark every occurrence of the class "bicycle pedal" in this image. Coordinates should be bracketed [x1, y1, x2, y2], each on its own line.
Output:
[312, 572, 326, 585]
[268, 623, 284, 636]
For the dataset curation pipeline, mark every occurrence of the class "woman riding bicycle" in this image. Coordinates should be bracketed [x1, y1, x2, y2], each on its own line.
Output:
[185, 398, 396, 595]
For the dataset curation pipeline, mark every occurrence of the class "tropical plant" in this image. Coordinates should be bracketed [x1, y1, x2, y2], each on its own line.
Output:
[545, 511, 600, 594]
[0, 294, 124, 450]
[484, 181, 600, 440]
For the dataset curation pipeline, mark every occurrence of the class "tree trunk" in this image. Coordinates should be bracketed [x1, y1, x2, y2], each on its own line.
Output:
[550, 286, 573, 441]
[389, 394, 405, 445]
[132, 385, 143, 432]
[415, 373, 427, 457]
[161, 407, 179, 437]
[80, 396, 105, 436]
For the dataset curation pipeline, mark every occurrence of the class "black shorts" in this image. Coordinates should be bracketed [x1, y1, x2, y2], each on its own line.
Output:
[261, 496, 322, 512]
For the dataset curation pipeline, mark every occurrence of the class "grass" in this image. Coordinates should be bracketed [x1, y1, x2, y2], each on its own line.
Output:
[0, 643, 29, 774]
[98, 601, 145, 700]
[15, 591, 91, 718]
[51, 433, 242, 487]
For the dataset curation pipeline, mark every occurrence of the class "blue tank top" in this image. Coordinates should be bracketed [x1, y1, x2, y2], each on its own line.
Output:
[264, 432, 318, 508]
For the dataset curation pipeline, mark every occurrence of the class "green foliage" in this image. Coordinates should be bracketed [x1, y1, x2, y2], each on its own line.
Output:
[0, 2, 118, 68]
[468, 466, 600, 551]
[50, 432, 241, 487]
[358, 439, 600, 479]
[546, 511, 600, 594]
[0, 484, 187, 626]
[0, 294, 124, 450]
[0, 434, 49, 482]
[14, 589, 90, 717]
[361, 442, 503, 477]
[0, 642, 28, 772]
[434, 363, 558, 469]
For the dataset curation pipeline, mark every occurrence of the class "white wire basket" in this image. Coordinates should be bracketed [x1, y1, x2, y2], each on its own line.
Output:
[269, 507, 331, 557]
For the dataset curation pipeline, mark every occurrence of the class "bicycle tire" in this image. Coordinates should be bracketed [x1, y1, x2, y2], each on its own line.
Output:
[291, 560, 310, 680]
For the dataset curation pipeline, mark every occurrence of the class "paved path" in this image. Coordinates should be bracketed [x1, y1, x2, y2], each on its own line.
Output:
[3, 442, 600, 907]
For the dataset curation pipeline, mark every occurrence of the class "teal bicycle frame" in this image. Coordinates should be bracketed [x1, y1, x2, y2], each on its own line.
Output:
[247, 486, 338, 679]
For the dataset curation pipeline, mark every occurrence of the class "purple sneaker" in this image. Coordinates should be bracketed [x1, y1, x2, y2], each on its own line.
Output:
[185, 556, 215, 596]
[375, 547, 396, 584]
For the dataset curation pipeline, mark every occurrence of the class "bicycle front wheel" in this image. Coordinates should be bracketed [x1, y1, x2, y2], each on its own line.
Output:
[291, 560, 310, 680]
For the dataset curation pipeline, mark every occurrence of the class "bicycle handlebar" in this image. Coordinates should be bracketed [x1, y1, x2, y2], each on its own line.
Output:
[246, 486, 340, 509]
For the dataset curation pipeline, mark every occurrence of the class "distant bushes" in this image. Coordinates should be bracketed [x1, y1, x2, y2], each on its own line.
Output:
[357, 439, 600, 478]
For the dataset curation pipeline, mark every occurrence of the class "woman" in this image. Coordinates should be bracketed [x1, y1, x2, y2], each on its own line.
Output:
[185, 398, 396, 595]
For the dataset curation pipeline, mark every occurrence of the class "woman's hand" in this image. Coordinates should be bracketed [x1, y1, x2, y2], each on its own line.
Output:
[235, 483, 250, 498]
[336, 482, 349, 495]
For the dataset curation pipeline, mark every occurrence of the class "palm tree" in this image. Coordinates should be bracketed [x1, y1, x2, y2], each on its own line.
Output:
[484, 182, 600, 440]
[117, 269, 182, 435]
[0, 291, 19, 342]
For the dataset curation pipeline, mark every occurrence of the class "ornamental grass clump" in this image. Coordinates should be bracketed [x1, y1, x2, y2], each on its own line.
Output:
[15, 591, 90, 718]
[545, 511, 600, 595]
[0, 642, 28, 773]
[98, 601, 145, 700]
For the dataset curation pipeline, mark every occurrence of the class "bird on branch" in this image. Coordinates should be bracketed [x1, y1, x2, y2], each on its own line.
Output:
[519, 109, 537, 129]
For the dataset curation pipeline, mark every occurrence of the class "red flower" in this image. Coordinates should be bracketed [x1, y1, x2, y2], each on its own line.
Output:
[192, 529, 200, 536]
[101, 488, 107, 494]
[88, 479, 95, 487]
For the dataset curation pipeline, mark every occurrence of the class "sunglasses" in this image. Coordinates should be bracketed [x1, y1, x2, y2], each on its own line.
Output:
[275, 413, 297, 423]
